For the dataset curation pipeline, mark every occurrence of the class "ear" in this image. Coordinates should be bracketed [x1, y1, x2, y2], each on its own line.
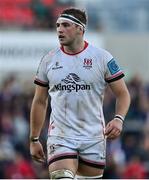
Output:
[76, 25, 83, 35]
[80, 26, 84, 32]
[76, 24, 83, 32]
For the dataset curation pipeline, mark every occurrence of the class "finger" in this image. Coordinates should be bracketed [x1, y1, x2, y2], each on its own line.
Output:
[115, 129, 121, 136]
[104, 125, 113, 135]
[32, 156, 45, 163]
[107, 129, 121, 139]
[109, 128, 119, 136]
[107, 135, 116, 139]
[31, 155, 46, 163]
[39, 150, 46, 160]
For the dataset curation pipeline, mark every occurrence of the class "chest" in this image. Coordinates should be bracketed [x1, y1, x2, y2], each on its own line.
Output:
[48, 55, 104, 85]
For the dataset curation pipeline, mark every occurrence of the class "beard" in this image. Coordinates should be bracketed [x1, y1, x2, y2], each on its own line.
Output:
[59, 37, 75, 46]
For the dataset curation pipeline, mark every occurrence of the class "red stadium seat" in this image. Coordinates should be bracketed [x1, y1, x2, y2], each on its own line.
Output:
[0, 6, 33, 25]
[19, 9, 34, 25]
[14, 0, 31, 4]
[0, 0, 55, 26]
[0, 7, 17, 22]
[42, 0, 55, 6]
[53, 6, 70, 17]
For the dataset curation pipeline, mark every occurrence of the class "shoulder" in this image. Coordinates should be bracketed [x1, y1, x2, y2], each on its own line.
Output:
[88, 44, 113, 61]
[88, 44, 112, 56]
[40, 47, 61, 66]
[43, 47, 60, 60]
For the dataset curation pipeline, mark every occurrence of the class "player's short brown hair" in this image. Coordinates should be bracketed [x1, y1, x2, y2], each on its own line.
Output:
[61, 7, 87, 26]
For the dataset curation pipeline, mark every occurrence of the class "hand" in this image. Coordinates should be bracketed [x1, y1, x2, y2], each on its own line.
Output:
[104, 119, 123, 139]
[30, 141, 46, 163]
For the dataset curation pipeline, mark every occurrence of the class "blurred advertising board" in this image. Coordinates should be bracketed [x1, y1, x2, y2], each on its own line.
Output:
[0, 31, 103, 72]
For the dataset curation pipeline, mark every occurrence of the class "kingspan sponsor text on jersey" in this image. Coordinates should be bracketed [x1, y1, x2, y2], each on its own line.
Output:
[54, 83, 91, 93]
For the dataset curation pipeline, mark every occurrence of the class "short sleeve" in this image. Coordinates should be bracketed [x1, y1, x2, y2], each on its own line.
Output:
[34, 55, 49, 87]
[103, 50, 124, 83]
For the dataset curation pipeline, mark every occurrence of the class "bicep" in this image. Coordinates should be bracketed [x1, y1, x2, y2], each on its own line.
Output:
[33, 85, 49, 104]
[108, 78, 129, 96]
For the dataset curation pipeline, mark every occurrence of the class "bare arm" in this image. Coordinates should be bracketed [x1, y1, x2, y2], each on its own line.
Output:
[109, 78, 130, 117]
[30, 85, 48, 163]
[30, 85, 48, 138]
[104, 78, 131, 139]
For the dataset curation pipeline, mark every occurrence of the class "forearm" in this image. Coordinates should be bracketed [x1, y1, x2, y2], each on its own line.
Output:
[105, 87, 130, 139]
[115, 89, 130, 118]
[30, 99, 48, 138]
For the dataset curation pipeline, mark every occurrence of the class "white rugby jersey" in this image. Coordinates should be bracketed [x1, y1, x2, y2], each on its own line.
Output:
[34, 41, 124, 140]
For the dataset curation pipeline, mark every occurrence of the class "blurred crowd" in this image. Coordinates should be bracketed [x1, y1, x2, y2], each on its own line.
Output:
[1, 0, 149, 32]
[0, 0, 74, 30]
[103, 75, 149, 179]
[0, 74, 149, 179]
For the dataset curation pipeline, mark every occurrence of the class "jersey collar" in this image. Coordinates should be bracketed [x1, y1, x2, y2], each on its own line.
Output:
[60, 41, 88, 55]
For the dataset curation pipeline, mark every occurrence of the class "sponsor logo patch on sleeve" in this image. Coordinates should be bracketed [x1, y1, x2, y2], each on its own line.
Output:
[107, 58, 120, 75]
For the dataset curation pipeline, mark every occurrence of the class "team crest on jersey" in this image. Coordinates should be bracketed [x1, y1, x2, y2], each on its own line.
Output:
[52, 61, 63, 70]
[107, 58, 120, 75]
[83, 58, 92, 69]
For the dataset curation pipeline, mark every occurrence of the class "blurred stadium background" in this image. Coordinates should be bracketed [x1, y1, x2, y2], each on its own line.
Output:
[0, 0, 149, 178]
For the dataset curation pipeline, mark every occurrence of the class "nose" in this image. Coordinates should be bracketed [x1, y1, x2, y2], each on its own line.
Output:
[57, 24, 64, 33]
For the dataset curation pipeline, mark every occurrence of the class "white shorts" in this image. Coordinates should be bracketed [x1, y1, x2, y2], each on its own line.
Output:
[47, 136, 106, 169]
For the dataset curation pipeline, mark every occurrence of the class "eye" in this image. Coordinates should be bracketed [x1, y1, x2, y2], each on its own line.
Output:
[63, 22, 71, 27]
[56, 23, 60, 28]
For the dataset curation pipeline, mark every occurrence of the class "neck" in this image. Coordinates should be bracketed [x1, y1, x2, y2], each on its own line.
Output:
[63, 39, 85, 54]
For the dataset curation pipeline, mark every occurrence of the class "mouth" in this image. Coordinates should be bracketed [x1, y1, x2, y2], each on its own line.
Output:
[58, 35, 65, 40]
